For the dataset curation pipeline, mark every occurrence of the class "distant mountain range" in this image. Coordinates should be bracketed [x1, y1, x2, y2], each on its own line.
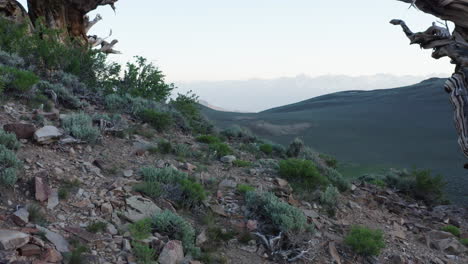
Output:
[201, 78, 468, 205]
[179, 74, 447, 112]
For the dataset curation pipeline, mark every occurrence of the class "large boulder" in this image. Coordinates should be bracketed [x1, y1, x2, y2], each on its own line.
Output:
[158, 240, 184, 264]
[34, 126, 62, 144]
[0, 229, 30, 250]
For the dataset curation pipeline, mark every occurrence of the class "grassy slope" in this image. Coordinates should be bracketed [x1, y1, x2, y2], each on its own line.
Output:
[202, 78, 468, 204]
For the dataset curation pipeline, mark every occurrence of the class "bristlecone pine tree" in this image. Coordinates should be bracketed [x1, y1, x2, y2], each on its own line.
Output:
[392, 0, 468, 164]
[0, 0, 120, 53]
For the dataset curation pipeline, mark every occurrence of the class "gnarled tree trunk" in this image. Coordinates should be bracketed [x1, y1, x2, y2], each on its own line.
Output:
[0, 0, 119, 52]
[392, 0, 468, 164]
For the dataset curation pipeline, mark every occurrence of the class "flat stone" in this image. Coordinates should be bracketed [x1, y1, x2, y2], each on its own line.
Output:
[218, 179, 237, 189]
[42, 248, 63, 263]
[35, 176, 50, 202]
[302, 209, 319, 219]
[210, 205, 227, 217]
[158, 240, 184, 264]
[47, 189, 59, 210]
[101, 203, 113, 214]
[20, 244, 42, 256]
[246, 220, 258, 231]
[196, 230, 208, 246]
[36, 226, 69, 253]
[12, 208, 29, 226]
[220, 155, 236, 163]
[123, 170, 133, 177]
[0, 229, 30, 250]
[328, 242, 341, 264]
[275, 178, 289, 188]
[3, 123, 36, 139]
[123, 196, 161, 223]
[64, 227, 100, 242]
[34, 126, 62, 144]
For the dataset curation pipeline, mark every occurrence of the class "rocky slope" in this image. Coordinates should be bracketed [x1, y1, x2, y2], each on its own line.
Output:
[0, 100, 466, 264]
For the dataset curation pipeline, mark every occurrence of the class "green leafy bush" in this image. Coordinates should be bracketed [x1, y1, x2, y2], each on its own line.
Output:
[461, 238, 468, 246]
[173, 143, 191, 158]
[221, 125, 255, 141]
[130, 218, 152, 240]
[441, 225, 460, 237]
[152, 210, 200, 257]
[279, 159, 329, 190]
[157, 139, 173, 154]
[0, 66, 39, 93]
[86, 221, 107, 233]
[0, 145, 22, 186]
[209, 142, 233, 158]
[36, 81, 83, 109]
[286, 138, 304, 158]
[119, 56, 174, 102]
[245, 192, 309, 233]
[320, 185, 339, 216]
[62, 113, 100, 143]
[345, 226, 385, 256]
[323, 167, 350, 192]
[133, 182, 163, 200]
[236, 184, 255, 194]
[0, 129, 21, 150]
[233, 160, 253, 167]
[259, 144, 273, 155]
[196, 135, 221, 144]
[137, 108, 173, 131]
[319, 154, 338, 168]
[132, 242, 156, 264]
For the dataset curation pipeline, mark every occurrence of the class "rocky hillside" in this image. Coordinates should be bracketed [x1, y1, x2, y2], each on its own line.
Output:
[0, 98, 466, 264]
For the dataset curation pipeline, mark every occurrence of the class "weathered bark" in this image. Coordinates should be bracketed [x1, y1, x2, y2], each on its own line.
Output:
[393, 0, 468, 162]
[0, 0, 33, 30]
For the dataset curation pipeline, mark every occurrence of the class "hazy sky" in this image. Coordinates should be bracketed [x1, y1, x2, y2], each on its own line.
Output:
[18, 0, 454, 82]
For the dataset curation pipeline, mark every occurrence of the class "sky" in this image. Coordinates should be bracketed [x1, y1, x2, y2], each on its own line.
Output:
[18, 0, 454, 83]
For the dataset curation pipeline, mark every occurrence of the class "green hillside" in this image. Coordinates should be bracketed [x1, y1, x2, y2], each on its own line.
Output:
[202, 78, 468, 204]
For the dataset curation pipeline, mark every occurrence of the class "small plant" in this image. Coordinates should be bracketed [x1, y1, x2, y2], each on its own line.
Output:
[133, 182, 163, 200]
[441, 225, 461, 237]
[460, 238, 468, 246]
[157, 139, 173, 154]
[86, 221, 107, 233]
[173, 143, 191, 158]
[259, 144, 273, 155]
[369, 179, 386, 188]
[152, 210, 200, 257]
[279, 158, 329, 190]
[58, 179, 81, 200]
[137, 108, 173, 131]
[221, 125, 254, 141]
[320, 185, 339, 216]
[132, 242, 156, 264]
[36, 81, 83, 109]
[0, 145, 22, 186]
[233, 160, 252, 167]
[58, 188, 69, 200]
[207, 226, 237, 242]
[245, 192, 309, 233]
[209, 142, 233, 158]
[236, 184, 255, 194]
[319, 154, 338, 168]
[345, 226, 385, 256]
[0, 129, 21, 150]
[286, 138, 304, 158]
[130, 218, 152, 240]
[62, 112, 100, 143]
[197, 135, 221, 144]
[0, 66, 39, 93]
[27, 204, 47, 225]
[65, 244, 89, 264]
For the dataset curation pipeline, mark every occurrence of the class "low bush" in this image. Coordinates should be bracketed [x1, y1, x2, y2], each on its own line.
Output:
[132, 242, 156, 264]
[209, 142, 233, 158]
[86, 221, 107, 233]
[130, 218, 152, 240]
[320, 185, 339, 216]
[196, 135, 221, 144]
[221, 125, 255, 141]
[157, 139, 173, 154]
[279, 159, 329, 190]
[245, 191, 309, 233]
[137, 108, 173, 131]
[0, 50, 24, 68]
[173, 143, 191, 158]
[62, 112, 100, 143]
[138, 167, 206, 207]
[461, 238, 468, 246]
[323, 167, 350, 192]
[36, 81, 83, 109]
[27, 204, 46, 225]
[233, 160, 252, 167]
[286, 138, 304, 158]
[0, 66, 39, 93]
[236, 184, 255, 194]
[319, 154, 338, 169]
[0, 129, 21, 150]
[345, 226, 385, 256]
[441, 225, 460, 237]
[0, 145, 22, 186]
[259, 144, 273, 155]
[152, 210, 200, 257]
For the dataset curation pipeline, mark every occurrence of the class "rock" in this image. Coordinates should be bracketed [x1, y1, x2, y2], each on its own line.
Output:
[101, 203, 113, 214]
[348, 200, 361, 210]
[275, 178, 289, 188]
[12, 208, 29, 226]
[35, 176, 50, 202]
[388, 254, 405, 264]
[0, 229, 30, 250]
[350, 184, 357, 191]
[218, 179, 237, 189]
[47, 189, 59, 210]
[36, 226, 69, 253]
[64, 227, 100, 243]
[220, 155, 236, 163]
[210, 205, 227, 217]
[432, 238, 465, 255]
[34, 126, 62, 144]
[183, 162, 197, 172]
[106, 223, 118, 235]
[42, 248, 63, 263]
[123, 170, 133, 177]
[123, 196, 161, 223]
[3, 123, 36, 139]
[20, 244, 42, 256]
[196, 230, 208, 246]
[246, 220, 258, 231]
[158, 240, 184, 264]
[390, 222, 406, 240]
[122, 239, 132, 252]
[328, 242, 341, 264]
[302, 209, 319, 219]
